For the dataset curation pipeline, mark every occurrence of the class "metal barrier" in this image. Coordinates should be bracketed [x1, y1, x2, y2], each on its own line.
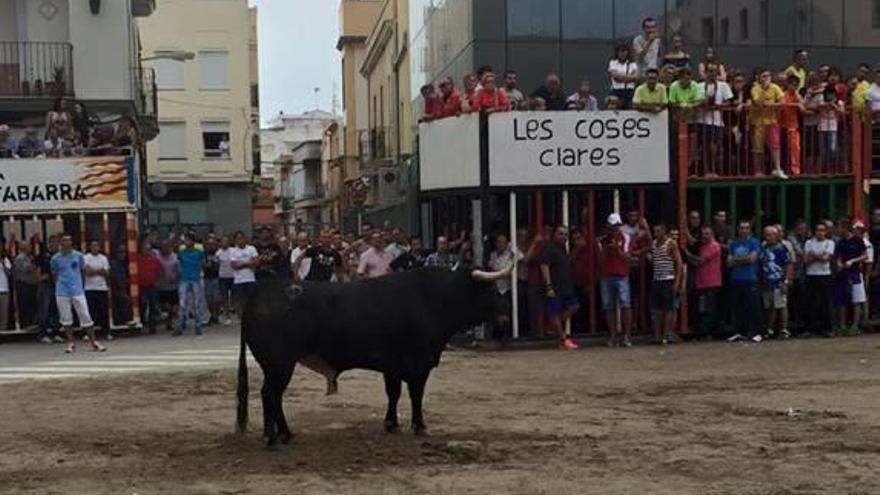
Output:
[0, 41, 74, 97]
[678, 104, 862, 179]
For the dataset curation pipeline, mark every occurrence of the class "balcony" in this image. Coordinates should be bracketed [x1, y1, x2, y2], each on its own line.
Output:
[133, 67, 158, 141]
[0, 42, 74, 98]
[675, 106, 865, 181]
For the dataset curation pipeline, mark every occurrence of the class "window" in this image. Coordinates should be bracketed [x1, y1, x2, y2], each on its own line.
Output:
[739, 9, 749, 40]
[154, 54, 184, 90]
[701, 17, 714, 45]
[198, 51, 229, 90]
[158, 122, 186, 160]
[561, 0, 612, 40]
[721, 18, 730, 45]
[202, 121, 230, 159]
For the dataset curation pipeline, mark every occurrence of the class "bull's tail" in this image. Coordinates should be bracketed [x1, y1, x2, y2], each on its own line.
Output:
[235, 316, 248, 435]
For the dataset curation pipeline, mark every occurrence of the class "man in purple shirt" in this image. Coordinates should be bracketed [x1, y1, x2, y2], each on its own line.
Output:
[357, 233, 393, 279]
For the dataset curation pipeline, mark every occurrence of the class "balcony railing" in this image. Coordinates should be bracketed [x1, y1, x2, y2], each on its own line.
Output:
[675, 105, 862, 180]
[0, 42, 74, 97]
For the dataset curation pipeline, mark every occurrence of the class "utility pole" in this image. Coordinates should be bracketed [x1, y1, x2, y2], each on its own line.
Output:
[313, 87, 321, 110]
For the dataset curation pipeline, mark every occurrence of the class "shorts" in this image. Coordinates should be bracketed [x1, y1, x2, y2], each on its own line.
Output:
[56, 294, 94, 328]
[833, 276, 867, 307]
[494, 291, 512, 317]
[159, 289, 178, 306]
[752, 123, 781, 152]
[762, 287, 788, 310]
[650, 280, 675, 311]
[544, 294, 579, 316]
[204, 278, 222, 305]
[852, 282, 867, 304]
[600, 276, 631, 310]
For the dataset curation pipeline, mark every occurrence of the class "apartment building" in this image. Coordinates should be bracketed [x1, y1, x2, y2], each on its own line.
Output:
[139, 0, 258, 236]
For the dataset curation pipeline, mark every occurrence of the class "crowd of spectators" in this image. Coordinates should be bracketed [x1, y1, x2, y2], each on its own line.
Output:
[0, 98, 138, 159]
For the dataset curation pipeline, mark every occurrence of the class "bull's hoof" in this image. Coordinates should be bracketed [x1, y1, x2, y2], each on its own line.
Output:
[412, 426, 429, 437]
[325, 379, 339, 396]
[266, 438, 280, 451]
[384, 420, 400, 433]
[279, 432, 293, 445]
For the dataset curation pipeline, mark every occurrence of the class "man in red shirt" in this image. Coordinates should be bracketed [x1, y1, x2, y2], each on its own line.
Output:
[598, 213, 633, 347]
[137, 239, 163, 334]
[472, 72, 511, 113]
[437, 77, 462, 119]
[420, 84, 440, 122]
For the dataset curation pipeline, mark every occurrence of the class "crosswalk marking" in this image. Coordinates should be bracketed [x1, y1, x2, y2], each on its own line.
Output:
[0, 345, 251, 385]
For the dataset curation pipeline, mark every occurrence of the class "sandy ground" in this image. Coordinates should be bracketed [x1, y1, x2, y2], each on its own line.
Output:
[1, 335, 879, 495]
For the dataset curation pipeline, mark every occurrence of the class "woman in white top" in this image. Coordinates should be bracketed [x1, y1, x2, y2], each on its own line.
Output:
[216, 236, 236, 324]
[608, 43, 640, 110]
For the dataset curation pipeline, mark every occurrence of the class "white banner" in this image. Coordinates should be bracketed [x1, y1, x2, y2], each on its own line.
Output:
[418, 113, 481, 191]
[0, 156, 135, 213]
[488, 111, 670, 187]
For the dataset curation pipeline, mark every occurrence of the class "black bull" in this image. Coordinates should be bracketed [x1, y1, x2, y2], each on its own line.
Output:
[236, 266, 512, 447]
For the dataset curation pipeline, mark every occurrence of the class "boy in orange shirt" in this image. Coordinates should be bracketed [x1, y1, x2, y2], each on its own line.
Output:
[781, 74, 805, 175]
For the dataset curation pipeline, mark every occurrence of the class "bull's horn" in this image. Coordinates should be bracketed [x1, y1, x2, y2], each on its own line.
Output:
[471, 266, 513, 282]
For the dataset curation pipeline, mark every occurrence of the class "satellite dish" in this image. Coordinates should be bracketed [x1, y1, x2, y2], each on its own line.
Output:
[149, 182, 169, 199]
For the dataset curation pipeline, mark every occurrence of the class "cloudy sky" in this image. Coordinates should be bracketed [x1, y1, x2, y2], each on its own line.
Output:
[248, 0, 341, 122]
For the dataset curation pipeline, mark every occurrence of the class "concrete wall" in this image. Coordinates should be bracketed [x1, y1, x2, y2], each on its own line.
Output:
[68, 0, 134, 100]
[0, 0, 17, 42]
[208, 183, 252, 234]
[25, 0, 70, 43]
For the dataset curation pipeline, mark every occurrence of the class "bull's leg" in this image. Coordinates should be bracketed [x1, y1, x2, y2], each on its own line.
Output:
[383, 373, 402, 433]
[264, 365, 295, 448]
[407, 374, 429, 436]
[274, 364, 296, 446]
[261, 381, 274, 440]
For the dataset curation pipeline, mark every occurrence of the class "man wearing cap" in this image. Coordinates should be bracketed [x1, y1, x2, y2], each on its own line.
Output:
[833, 219, 867, 336]
[598, 213, 633, 347]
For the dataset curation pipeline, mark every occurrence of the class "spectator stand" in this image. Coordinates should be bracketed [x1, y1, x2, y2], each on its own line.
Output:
[0, 155, 142, 335]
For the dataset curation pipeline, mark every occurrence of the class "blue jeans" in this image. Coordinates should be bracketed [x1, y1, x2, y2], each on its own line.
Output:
[177, 280, 208, 331]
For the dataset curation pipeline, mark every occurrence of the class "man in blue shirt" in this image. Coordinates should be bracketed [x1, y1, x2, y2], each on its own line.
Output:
[51, 234, 106, 353]
[727, 219, 762, 342]
[176, 233, 207, 335]
[760, 226, 793, 339]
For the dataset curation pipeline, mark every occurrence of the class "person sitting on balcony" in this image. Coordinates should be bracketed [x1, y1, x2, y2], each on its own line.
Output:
[780, 74, 805, 176]
[218, 135, 230, 159]
[604, 95, 623, 111]
[436, 77, 462, 119]
[45, 98, 71, 143]
[530, 73, 567, 111]
[633, 68, 668, 114]
[697, 64, 733, 177]
[697, 47, 727, 82]
[659, 63, 677, 88]
[749, 68, 787, 179]
[419, 84, 440, 122]
[16, 127, 44, 158]
[472, 72, 511, 114]
[461, 74, 479, 113]
[784, 49, 809, 92]
[566, 80, 598, 111]
[668, 67, 704, 130]
[87, 126, 114, 156]
[502, 71, 525, 111]
[527, 96, 547, 111]
[662, 34, 691, 76]
[71, 102, 96, 148]
[112, 115, 138, 150]
[0, 125, 15, 159]
[608, 44, 639, 110]
[43, 128, 64, 159]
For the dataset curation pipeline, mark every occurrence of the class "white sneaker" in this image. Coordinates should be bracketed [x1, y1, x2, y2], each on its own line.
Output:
[64, 343, 75, 354]
[765, 328, 775, 338]
[92, 342, 107, 352]
[82, 335, 90, 342]
[728, 333, 744, 342]
[223, 319, 233, 326]
[780, 329, 791, 339]
[40, 336, 53, 344]
[772, 169, 788, 180]
[53, 336, 65, 344]
[752, 335, 763, 343]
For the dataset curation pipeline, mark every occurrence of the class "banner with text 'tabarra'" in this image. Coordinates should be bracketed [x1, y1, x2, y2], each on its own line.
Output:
[0, 156, 136, 213]
[488, 110, 670, 187]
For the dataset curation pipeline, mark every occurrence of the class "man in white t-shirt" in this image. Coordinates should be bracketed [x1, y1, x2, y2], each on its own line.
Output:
[632, 17, 661, 75]
[229, 231, 258, 316]
[83, 241, 112, 338]
[697, 64, 733, 176]
[289, 231, 312, 282]
[803, 222, 835, 336]
[608, 44, 639, 109]
[0, 250, 11, 331]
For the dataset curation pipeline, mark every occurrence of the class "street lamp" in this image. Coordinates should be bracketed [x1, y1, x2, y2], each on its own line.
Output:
[141, 51, 196, 62]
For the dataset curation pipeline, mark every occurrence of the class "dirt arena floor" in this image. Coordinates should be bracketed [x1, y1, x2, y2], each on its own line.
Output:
[1, 335, 879, 495]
